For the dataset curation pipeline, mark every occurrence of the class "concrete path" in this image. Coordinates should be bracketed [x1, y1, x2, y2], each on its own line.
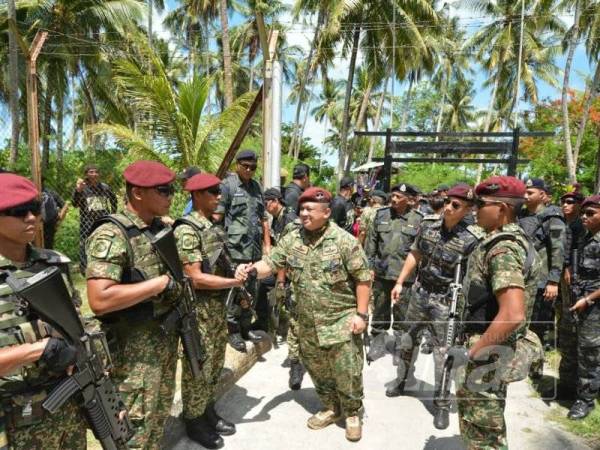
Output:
[165, 341, 591, 450]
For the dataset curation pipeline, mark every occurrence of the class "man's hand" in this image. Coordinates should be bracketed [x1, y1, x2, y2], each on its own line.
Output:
[350, 315, 367, 334]
[41, 337, 78, 373]
[76, 178, 86, 192]
[443, 345, 470, 369]
[570, 297, 591, 314]
[234, 264, 251, 282]
[543, 282, 559, 301]
[391, 283, 403, 304]
[564, 267, 572, 285]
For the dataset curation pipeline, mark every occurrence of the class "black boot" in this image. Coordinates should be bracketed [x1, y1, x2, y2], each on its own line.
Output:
[228, 332, 247, 352]
[185, 416, 224, 449]
[568, 399, 595, 420]
[205, 402, 236, 435]
[242, 329, 268, 343]
[385, 379, 406, 397]
[289, 360, 305, 390]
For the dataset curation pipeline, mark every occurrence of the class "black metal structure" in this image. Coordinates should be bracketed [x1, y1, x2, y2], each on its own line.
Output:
[355, 128, 554, 192]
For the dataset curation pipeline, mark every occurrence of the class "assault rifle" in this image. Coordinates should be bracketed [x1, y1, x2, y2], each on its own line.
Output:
[217, 247, 257, 314]
[148, 227, 206, 379]
[6, 267, 133, 450]
[570, 248, 581, 324]
[433, 262, 463, 430]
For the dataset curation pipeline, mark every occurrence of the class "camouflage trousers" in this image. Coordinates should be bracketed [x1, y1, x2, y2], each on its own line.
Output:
[182, 297, 228, 419]
[6, 398, 86, 450]
[576, 303, 600, 402]
[398, 285, 449, 391]
[105, 320, 178, 449]
[557, 279, 578, 392]
[371, 278, 409, 334]
[287, 313, 300, 361]
[299, 323, 364, 417]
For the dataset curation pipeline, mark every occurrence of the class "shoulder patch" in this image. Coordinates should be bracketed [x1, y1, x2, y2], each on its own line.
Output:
[89, 238, 112, 259]
[180, 233, 197, 251]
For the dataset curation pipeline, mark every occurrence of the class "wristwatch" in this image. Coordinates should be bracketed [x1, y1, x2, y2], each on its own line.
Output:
[356, 312, 369, 321]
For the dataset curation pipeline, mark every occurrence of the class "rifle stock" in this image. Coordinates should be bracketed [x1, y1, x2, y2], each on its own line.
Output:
[6, 267, 133, 450]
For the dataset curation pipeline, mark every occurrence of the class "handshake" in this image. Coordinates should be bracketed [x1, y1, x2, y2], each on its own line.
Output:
[235, 263, 258, 282]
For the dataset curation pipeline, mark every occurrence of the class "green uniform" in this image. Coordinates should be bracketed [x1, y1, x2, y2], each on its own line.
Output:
[364, 206, 423, 334]
[0, 247, 87, 450]
[86, 211, 179, 449]
[459, 223, 542, 449]
[263, 222, 372, 417]
[358, 205, 382, 240]
[174, 212, 229, 420]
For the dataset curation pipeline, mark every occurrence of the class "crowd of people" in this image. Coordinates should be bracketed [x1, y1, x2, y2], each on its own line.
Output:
[0, 152, 599, 450]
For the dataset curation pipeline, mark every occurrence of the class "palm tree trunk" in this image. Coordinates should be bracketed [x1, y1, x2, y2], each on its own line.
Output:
[56, 93, 64, 168]
[346, 81, 373, 171]
[289, 9, 324, 158]
[338, 24, 361, 179]
[70, 76, 77, 149]
[435, 75, 449, 140]
[561, 0, 581, 183]
[42, 91, 52, 170]
[573, 61, 600, 167]
[368, 76, 389, 162]
[294, 90, 315, 160]
[219, 0, 234, 107]
[595, 128, 600, 193]
[475, 67, 502, 183]
[8, 0, 19, 166]
[400, 78, 414, 131]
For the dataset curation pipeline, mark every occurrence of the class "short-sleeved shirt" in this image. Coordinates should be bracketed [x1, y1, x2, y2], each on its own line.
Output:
[72, 183, 117, 232]
[216, 174, 266, 261]
[263, 221, 371, 346]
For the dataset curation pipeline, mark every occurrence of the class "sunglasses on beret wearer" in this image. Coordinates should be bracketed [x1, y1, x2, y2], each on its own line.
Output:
[0, 200, 42, 217]
[444, 198, 465, 210]
[153, 184, 176, 197]
[473, 198, 506, 209]
[583, 208, 600, 217]
[204, 186, 222, 196]
[239, 162, 257, 171]
[561, 198, 578, 205]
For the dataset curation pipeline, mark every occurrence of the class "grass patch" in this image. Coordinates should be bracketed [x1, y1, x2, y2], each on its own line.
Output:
[71, 269, 92, 317]
[545, 349, 561, 372]
[549, 400, 600, 448]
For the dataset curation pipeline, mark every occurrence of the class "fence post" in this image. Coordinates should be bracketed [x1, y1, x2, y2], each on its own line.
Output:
[508, 127, 520, 176]
[384, 128, 392, 192]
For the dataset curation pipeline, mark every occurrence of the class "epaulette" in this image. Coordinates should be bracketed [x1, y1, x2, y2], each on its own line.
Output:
[466, 224, 486, 240]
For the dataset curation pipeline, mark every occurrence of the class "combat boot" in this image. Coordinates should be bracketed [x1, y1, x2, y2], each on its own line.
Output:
[205, 402, 236, 435]
[345, 416, 362, 442]
[307, 409, 340, 429]
[185, 416, 224, 449]
[243, 329, 268, 343]
[385, 379, 406, 397]
[568, 399, 595, 420]
[228, 332, 247, 352]
[289, 360, 305, 390]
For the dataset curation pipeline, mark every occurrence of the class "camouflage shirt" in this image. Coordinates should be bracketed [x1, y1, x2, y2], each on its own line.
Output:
[364, 206, 423, 281]
[174, 211, 228, 302]
[463, 223, 541, 344]
[263, 221, 372, 346]
[358, 205, 383, 237]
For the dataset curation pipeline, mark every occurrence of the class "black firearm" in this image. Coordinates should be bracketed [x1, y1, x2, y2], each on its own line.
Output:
[216, 246, 257, 314]
[148, 227, 206, 379]
[363, 327, 372, 365]
[6, 267, 133, 450]
[570, 248, 581, 324]
[433, 262, 463, 430]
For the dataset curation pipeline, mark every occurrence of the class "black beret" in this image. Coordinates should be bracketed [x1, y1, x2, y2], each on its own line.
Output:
[340, 176, 354, 189]
[236, 150, 258, 161]
[525, 178, 549, 193]
[391, 183, 418, 196]
[293, 164, 310, 179]
[264, 187, 283, 201]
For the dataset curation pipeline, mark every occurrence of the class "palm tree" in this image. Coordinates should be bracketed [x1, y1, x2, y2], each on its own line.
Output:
[7, 0, 19, 165]
[442, 80, 476, 132]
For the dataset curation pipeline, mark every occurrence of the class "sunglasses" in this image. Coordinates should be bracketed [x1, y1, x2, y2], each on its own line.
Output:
[154, 184, 176, 197]
[239, 162, 257, 171]
[444, 198, 463, 210]
[474, 198, 504, 209]
[561, 198, 578, 205]
[205, 186, 222, 196]
[583, 209, 599, 217]
[0, 200, 42, 218]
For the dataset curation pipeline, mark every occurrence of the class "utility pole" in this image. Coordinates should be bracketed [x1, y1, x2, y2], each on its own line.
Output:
[8, 0, 19, 166]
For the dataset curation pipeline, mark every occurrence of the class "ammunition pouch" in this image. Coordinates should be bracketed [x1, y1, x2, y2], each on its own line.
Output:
[2, 389, 50, 430]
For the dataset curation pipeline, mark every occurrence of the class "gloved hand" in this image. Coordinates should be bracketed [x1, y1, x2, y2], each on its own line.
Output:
[445, 345, 470, 369]
[40, 337, 78, 373]
[162, 274, 182, 298]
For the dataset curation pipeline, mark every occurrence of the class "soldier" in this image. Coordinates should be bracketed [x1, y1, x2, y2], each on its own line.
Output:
[452, 176, 541, 449]
[86, 160, 181, 449]
[364, 183, 423, 358]
[519, 178, 566, 354]
[0, 174, 88, 449]
[331, 176, 355, 233]
[284, 163, 311, 213]
[215, 150, 271, 352]
[239, 187, 372, 442]
[358, 190, 386, 246]
[174, 173, 240, 448]
[566, 194, 600, 419]
[556, 186, 585, 400]
[263, 188, 305, 390]
[388, 184, 482, 400]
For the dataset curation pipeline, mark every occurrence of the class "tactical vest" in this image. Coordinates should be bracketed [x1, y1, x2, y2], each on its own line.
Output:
[518, 205, 564, 252]
[174, 215, 226, 277]
[91, 213, 172, 323]
[575, 232, 600, 294]
[0, 249, 74, 397]
[464, 231, 536, 335]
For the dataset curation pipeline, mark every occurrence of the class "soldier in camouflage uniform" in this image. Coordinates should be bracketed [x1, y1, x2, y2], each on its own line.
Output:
[215, 150, 270, 352]
[452, 176, 542, 450]
[86, 161, 181, 449]
[174, 173, 240, 448]
[364, 183, 423, 353]
[518, 178, 566, 353]
[556, 186, 585, 400]
[241, 187, 372, 442]
[0, 174, 87, 449]
[358, 190, 386, 246]
[388, 184, 483, 400]
[565, 194, 600, 419]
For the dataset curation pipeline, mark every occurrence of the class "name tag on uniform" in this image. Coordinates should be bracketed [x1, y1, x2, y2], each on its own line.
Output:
[323, 245, 338, 257]
[292, 244, 309, 255]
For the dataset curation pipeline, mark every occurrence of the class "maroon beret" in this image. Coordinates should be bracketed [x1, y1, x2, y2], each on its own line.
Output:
[184, 173, 221, 192]
[582, 195, 600, 209]
[298, 187, 332, 204]
[475, 176, 526, 199]
[0, 174, 39, 211]
[561, 183, 584, 202]
[124, 160, 175, 187]
[447, 183, 475, 201]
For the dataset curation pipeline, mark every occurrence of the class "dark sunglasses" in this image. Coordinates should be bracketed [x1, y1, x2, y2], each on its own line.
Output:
[561, 198, 578, 205]
[0, 200, 42, 218]
[444, 199, 463, 210]
[583, 209, 599, 217]
[239, 162, 257, 171]
[154, 184, 176, 197]
[205, 186, 222, 196]
[474, 198, 503, 208]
